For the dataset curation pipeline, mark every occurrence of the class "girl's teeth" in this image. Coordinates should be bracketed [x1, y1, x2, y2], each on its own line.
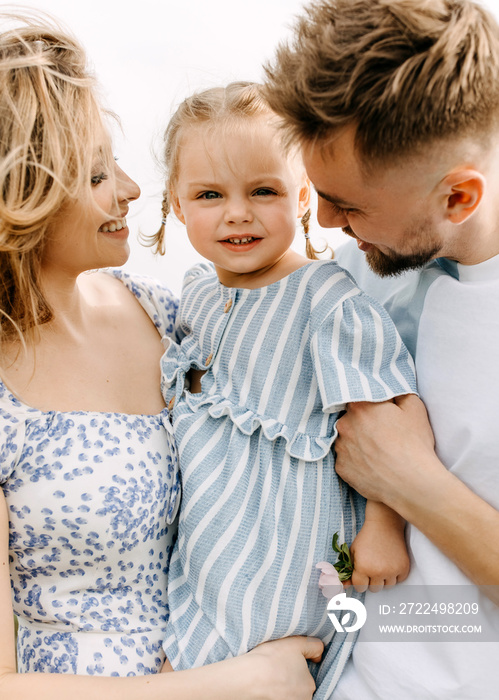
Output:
[229, 237, 254, 244]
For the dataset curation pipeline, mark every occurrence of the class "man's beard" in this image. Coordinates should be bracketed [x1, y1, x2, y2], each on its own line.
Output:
[365, 245, 441, 277]
[343, 220, 442, 277]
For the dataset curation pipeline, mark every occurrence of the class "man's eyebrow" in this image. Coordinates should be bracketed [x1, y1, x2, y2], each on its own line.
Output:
[315, 189, 360, 209]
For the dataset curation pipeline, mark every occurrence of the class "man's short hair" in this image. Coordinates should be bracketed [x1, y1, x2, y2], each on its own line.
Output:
[264, 0, 499, 164]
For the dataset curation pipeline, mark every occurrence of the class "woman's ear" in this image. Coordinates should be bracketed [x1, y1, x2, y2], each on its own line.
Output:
[170, 190, 185, 224]
[440, 169, 485, 224]
[297, 174, 312, 217]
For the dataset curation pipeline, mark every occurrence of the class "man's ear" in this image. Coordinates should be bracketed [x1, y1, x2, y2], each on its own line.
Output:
[440, 169, 485, 224]
[170, 190, 185, 224]
[297, 174, 312, 217]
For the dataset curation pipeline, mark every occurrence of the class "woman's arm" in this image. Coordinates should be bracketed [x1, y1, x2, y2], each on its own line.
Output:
[334, 395, 499, 599]
[0, 490, 322, 700]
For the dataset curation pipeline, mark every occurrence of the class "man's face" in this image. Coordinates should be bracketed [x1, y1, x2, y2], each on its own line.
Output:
[302, 126, 445, 276]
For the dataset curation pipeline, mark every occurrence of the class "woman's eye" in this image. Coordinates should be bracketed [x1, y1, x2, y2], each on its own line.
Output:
[91, 172, 108, 186]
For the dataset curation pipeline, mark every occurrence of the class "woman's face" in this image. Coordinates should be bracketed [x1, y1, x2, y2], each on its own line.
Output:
[42, 158, 140, 276]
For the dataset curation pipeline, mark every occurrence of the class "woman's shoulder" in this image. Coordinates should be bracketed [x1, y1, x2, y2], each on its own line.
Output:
[94, 268, 179, 338]
[103, 268, 178, 305]
[0, 387, 30, 484]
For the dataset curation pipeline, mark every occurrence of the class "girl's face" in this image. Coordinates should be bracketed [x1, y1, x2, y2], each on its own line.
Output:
[171, 118, 310, 287]
[42, 157, 140, 276]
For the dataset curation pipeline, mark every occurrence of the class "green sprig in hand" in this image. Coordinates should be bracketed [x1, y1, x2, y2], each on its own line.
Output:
[316, 532, 353, 599]
[332, 532, 354, 582]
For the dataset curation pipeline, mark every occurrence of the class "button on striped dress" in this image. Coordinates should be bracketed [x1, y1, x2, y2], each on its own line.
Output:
[161, 261, 416, 697]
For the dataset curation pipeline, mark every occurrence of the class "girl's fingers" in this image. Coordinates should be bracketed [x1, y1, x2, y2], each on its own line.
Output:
[351, 570, 369, 593]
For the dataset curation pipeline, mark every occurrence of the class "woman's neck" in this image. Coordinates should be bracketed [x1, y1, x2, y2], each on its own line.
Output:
[38, 266, 96, 335]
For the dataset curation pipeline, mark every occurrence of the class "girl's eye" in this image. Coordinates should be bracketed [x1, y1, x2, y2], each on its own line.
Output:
[199, 191, 221, 200]
[253, 188, 276, 196]
[91, 172, 108, 186]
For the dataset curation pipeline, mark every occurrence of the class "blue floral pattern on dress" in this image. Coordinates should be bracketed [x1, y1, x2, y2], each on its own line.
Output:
[0, 271, 180, 675]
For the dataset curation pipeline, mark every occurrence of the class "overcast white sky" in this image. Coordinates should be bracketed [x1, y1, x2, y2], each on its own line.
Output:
[12, 0, 499, 293]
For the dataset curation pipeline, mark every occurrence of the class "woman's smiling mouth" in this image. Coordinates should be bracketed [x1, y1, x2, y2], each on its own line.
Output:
[99, 217, 127, 233]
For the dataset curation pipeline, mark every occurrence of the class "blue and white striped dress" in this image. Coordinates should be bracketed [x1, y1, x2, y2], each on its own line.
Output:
[161, 260, 416, 697]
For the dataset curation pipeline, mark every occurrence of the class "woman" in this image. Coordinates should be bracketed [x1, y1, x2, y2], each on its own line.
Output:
[0, 12, 322, 698]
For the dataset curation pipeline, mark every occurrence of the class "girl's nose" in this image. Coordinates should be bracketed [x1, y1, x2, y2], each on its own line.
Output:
[224, 197, 253, 224]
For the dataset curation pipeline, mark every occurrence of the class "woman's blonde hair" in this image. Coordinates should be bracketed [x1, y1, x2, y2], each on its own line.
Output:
[0, 12, 112, 343]
[149, 81, 322, 260]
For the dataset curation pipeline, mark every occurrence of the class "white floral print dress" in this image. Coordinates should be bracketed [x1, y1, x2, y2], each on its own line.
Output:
[0, 270, 180, 676]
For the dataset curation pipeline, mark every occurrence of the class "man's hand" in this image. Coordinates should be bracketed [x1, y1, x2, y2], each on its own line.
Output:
[335, 395, 435, 504]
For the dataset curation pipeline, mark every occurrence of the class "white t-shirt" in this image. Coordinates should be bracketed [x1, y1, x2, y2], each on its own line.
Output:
[333, 242, 499, 700]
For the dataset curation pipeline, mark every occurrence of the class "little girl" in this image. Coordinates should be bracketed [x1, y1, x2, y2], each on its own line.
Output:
[154, 83, 417, 697]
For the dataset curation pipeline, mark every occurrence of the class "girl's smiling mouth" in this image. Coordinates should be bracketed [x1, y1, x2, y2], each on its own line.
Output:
[220, 236, 262, 250]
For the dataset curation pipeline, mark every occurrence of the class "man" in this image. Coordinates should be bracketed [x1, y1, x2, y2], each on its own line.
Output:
[264, 1, 499, 698]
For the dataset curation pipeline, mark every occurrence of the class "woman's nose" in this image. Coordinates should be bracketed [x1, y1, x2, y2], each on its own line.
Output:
[115, 162, 141, 203]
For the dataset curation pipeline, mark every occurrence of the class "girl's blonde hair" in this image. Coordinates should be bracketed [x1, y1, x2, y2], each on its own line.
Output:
[0, 12, 112, 344]
[150, 81, 321, 260]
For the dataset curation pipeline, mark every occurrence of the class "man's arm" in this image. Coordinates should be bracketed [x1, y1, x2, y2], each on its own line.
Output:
[335, 395, 499, 601]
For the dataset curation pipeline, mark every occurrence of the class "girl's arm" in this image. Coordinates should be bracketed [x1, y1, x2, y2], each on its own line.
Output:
[335, 395, 499, 602]
[348, 500, 410, 592]
[0, 490, 322, 700]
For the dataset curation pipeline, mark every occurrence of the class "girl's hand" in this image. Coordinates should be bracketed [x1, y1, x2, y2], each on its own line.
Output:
[244, 636, 323, 700]
[348, 516, 410, 592]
